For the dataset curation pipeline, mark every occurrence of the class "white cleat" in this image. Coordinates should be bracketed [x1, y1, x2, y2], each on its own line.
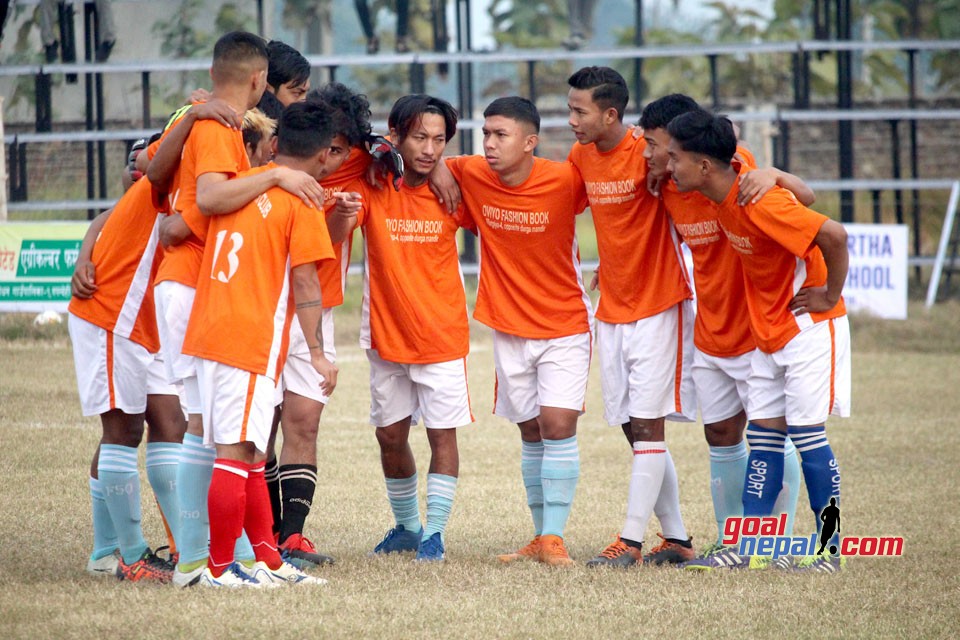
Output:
[249, 560, 328, 586]
[197, 563, 280, 588]
[172, 562, 205, 588]
[85, 550, 120, 577]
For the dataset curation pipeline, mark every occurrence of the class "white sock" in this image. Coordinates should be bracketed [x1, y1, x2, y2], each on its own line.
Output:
[621, 441, 667, 544]
[653, 449, 688, 541]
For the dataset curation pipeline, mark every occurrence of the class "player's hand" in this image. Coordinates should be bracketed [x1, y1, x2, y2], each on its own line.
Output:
[332, 192, 363, 217]
[646, 171, 664, 197]
[191, 98, 242, 130]
[589, 268, 599, 291]
[429, 162, 461, 214]
[738, 168, 778, 205]
[189, 88, 212, 104]
[628, 124, 644, 140]
[276, 167, 325, 209]
[789, 286, 837, 315]
[311, 354, 339, 396]
[71, 258, 97, 298]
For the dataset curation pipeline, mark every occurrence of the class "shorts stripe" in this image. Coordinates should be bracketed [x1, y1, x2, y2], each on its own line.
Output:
[828, 319, 837, 415]
[492, 371, 499, 417]
[673, 303, 684, 413]
[463, 358, 476, 422]
[106, 331, 116, 410]
[240, 373, 257, 443]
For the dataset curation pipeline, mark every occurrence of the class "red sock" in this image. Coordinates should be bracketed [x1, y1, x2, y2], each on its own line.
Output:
[207, 458, 249, 577]
[245, 465, 283, 569]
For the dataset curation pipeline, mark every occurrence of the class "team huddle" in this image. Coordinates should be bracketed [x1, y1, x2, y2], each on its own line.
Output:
[66, 31, 852, 588]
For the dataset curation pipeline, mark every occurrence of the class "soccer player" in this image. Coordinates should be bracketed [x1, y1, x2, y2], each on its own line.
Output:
[444, 97, 592, 566]
[182, 101, 344, 587]
[639, 93, 809, 553]
[266, 40, 311, 105]
[328, 94, 471, 562]
[566, 67, 696, 567]
[666, 109, 851, 572]
[267, 82, 373, 568]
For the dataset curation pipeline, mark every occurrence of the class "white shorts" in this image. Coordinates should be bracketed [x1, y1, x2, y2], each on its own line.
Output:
[595, 301, 697, 425]
[281, 309, 336, 405]
[69, 313, 152, 417]
[197, 358, 276, 453]
[154, 280, 198, 384]
[747, 316, 852, 426]
[492, 330, 591, 423]
[367, 349, 473, 429]
[148, 353, 182, 397]
[691, 348, 753, 424]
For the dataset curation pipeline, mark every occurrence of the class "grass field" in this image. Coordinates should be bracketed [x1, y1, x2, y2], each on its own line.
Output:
[1, 296, 959, 639]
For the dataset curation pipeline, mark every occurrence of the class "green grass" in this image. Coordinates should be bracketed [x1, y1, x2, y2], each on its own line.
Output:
[1, 301, 959, 638]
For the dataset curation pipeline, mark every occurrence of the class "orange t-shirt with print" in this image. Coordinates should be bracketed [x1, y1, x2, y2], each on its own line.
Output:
[349, 177, 469, 364]
[568, 134, 691, 324]
[68, 177, 164, 352]
[447, 155, 592, 340]
[182, 164, 334, 380]
[716, 166, 846, 354]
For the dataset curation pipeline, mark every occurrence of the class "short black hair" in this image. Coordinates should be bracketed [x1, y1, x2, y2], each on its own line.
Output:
[267, 40, 310, 90]
[666, 109, 737, 165]
[256, 90, 285, 123]
[483, 96, 540, 133]
[639, 93, 701, 130]
[211, 31, 268, 84]
[567, 66, 629, 121]
[307, 82, 373, 147]
[276, 101, 349, 159]
[388, 94, 458, 143]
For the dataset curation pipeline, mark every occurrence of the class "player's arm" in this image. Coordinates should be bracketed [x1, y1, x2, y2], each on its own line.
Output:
[428, 156, 461, 214]
[326, 192, 363, 245]
[146, 100, 243, 191]
[196, 166, 325, 215]
[738, 168, 816, 206]
[789, 219, 848, 314]
[71, 207, 113, 299]
[291, 262, 338, 396]
[159, 213, 192, 248]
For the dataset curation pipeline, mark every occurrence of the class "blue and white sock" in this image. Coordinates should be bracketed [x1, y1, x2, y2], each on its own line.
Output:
[709, 441, 747, 545]
[774, 438, 803, 536]
[98, 444, 148, 564]
[742, 424, 786, 517]
[89, 475, 118, 560]
[541, 436, 580, 538]
[385, 473, 422, 533]
[175, 433, 214, 566]
[520, 440, 544, 536]
[788, 425, 841, 535]
[145, 442, 180, 547]
[423, 473, 458, 541]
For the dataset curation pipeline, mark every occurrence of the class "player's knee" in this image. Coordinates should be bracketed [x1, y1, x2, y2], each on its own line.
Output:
[375, 426, 408, 451]
[628, 418, 663, 442]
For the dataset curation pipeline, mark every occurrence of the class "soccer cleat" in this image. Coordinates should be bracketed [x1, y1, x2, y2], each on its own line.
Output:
[642, 533, 696, 566]
[682, 546, 770, 571]
[538, 534, 575, 567]
[497, 536, 542, 564]
[371, 525, 422, 555]
[771, 555, 797, 571]
[696, 542, 726, 559]
[414, 532, 445, 562]
[792, 553, 845, 574]
[86, 550, 120, 577]
[280, 533, 335, 568]
[154, 545, 179, 573]
[250, 560, 326, 586]
[117, 548, 174, 583]
[586, 536, 642, 568]
[198, 563, 275, 588]
[172, 562, 206, 588]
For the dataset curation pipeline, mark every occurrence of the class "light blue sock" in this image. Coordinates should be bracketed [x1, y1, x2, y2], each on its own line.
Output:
[89, 476, 118, 560]
[423, 474, 458, 541]
[235, 531, 256, 565]
[385, 474, 421, 533]
[742, 424, 786, 517]
[708, 441, 747, 545]
[145, 442, 180, 548]
[175, 433, 214, 566]
[541, 436, 580, 538]
[788, 425, 841, 541]
[774, 438, 803, 536]
[98, 444, 148, 564]
[520, 440, 544, 535]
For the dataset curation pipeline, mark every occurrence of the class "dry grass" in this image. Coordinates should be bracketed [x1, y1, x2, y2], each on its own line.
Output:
[1, 298, 959, 639]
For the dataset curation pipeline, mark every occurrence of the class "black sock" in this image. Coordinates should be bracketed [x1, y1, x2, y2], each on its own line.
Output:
[622, 537, 643, 551]
[279, 464, 318, 544]
[265, 456, 282, 536]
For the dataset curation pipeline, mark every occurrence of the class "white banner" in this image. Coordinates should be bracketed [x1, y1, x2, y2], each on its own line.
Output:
[842, 223, 908, 320]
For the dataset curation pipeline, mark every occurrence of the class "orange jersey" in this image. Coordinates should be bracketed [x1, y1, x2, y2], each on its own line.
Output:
[68, 178, 164, 352]
[155, 119, 250, 288]
[567, 134, 691, 323]
[317, 147, 373, 308]
[661, 145, 757, 357]
[182, 164, 334, 379]
[716, 166, 846, 354]
[448, 155, 592, 339]
[351, 178, 470, 364]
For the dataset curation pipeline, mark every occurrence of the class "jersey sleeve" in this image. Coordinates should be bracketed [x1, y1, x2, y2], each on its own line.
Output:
[749, 189, 828, 258]
[445, 156, 468, 182]
[181, 203, 208, 242]
[289, 199, 334, 268]
[193, 122, 244, 179]
[568, 162, 589, 214]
